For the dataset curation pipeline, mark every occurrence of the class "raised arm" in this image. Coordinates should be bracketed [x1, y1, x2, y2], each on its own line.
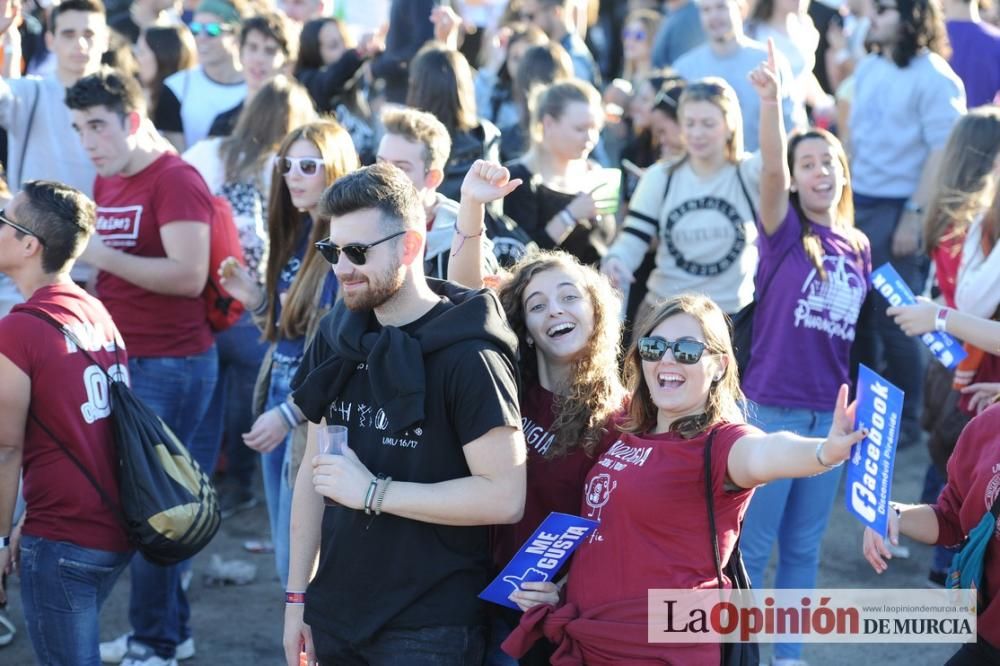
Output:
[750, 39, 790, 236]
[449, 160, 522, 289]
[726, 384, 866, 488]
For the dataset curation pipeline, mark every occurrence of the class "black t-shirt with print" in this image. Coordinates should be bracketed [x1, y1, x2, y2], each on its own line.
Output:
[299, 300, 522, 643]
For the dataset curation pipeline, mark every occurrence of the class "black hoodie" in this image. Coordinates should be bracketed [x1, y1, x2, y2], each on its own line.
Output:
[292, 278, 520, 435]
[288, 279, 524, 643]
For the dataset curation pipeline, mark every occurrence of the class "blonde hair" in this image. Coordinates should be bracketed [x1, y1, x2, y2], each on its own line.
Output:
[621, 294, 746, 438]
[498, 251, 627, 457]
[925, 107, 1000, 253]
[678, 77, 744, 163]
[529, 78, 602, 147]
[380, 106, 452, 172]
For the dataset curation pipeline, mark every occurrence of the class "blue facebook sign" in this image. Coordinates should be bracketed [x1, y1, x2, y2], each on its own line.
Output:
[480, 512, 598, 610]
[871, 263, 967, 369]
[846, 365, 905, 537]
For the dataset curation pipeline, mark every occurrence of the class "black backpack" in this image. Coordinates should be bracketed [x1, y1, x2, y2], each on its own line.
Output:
[25, 309, 221, 566]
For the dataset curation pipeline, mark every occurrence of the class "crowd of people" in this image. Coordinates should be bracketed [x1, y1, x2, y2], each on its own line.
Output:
[0, 0, 998, 664]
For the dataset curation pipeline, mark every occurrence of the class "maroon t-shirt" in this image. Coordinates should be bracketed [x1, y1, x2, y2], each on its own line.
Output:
[934, 404, 1000, 649]
[492, 383, 620, 568]
[565, 422, 759, 662]
[0, 283, 131, 552]
[93, 152, 213, 358]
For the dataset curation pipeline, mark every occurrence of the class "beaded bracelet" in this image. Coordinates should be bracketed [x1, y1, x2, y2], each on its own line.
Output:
[285, 591, 306, 605]
[375, 477, 393, 516]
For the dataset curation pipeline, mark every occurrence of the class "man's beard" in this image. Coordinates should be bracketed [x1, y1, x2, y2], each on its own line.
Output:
[340, 262, 405, 312]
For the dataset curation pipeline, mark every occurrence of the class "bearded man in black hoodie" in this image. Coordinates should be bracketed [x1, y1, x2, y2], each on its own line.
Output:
[282, 162, 526, 666]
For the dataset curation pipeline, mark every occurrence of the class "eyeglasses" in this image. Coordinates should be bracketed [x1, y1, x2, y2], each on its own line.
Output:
[623, 28, 647, 41]
[637, 336, 708, 364]
[275, 156, 325, 177]
[314, 231, 407, 266]
[189, 21, 233, 37]
[0, 209, 46, 246]
[874, 3, 898, 13]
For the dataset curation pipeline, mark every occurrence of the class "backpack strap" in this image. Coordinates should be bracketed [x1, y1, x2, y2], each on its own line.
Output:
[703, 429, 725, 588]
[734, 162, 759, 229]
[18, 308, 130, 534]
[18, 307, 124, 379]
[15, 79, 41, 189]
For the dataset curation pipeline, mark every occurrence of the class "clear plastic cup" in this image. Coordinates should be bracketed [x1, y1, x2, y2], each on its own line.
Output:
[316, 425, 347, 506]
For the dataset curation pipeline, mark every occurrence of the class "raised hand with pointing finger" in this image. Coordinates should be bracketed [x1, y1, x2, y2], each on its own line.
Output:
[748, 38, 781, 103]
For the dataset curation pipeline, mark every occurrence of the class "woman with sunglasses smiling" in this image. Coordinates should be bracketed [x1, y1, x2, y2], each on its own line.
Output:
[219, 119, 358, 586]
[503, 293, 866, 664]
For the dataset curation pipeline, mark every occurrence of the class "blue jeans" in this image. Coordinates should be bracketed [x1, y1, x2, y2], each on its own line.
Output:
[126, 347, 218, 658]
[852, 194, 929, 433]
[189, 313, 268, 489]
[262, 353, 300, 588]
[312, 624, 487, 666]
[740, 403, 840, 661]
[19, 534, 130, 665]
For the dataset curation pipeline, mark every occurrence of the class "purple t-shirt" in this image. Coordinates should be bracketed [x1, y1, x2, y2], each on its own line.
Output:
[742, 206, 872, 411]
[947, 20, 1000, 108]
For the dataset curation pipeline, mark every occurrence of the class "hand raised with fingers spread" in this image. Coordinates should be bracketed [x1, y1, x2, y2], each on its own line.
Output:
[749, 37, 781, 102]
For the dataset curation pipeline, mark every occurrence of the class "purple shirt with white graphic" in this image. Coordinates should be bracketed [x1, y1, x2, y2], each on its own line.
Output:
[742, 206, 872, 411]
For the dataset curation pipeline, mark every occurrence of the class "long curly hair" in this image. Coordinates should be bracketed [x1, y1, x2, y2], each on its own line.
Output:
[925, 108, 1000, 254]
[885, 0, 950, 68]
[621, 294, 746, 439]
[498, 251, 626, 458]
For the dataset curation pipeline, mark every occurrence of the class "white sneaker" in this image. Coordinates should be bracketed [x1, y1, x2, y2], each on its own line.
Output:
[120, 642, 177, 666]
[175, 637, 195, 661]
[100, 633, 131, 664]
[101, 634, 193, 663]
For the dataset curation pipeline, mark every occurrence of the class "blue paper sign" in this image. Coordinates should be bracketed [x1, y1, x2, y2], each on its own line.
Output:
[480, 512, 598, 610]
[846, 365, 904, 536]
[871, 263, 967, 369]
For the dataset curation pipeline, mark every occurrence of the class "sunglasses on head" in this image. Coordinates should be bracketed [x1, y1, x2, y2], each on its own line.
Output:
[637, 336, 707, 364]
[275, 156, 324, 177]
[874, 2, 898, 13]
[0, 209, 46, 246]
[189, 21, 232, 37]
[314, 230, 406, 266]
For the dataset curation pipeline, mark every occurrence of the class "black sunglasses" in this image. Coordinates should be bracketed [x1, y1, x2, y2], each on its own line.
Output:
[874, 3, 898, 13]
[315, 231, 406, 266]
[637, 336, 707, 364]
[0, 209, 46, 246]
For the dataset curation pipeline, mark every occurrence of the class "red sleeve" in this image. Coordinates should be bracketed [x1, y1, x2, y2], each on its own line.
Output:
[713, 422, 762, 496]
[151, 161, 214, 228]
[933, 409, 982, 547]
[0, 312, 40, 376]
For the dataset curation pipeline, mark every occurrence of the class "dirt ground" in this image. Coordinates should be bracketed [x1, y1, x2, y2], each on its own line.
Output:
[1, 442, 964, 665]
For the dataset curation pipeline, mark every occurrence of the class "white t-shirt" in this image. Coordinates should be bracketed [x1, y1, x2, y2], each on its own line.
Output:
[607, 155, 762, 313]
[158, 67, 247, 148]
